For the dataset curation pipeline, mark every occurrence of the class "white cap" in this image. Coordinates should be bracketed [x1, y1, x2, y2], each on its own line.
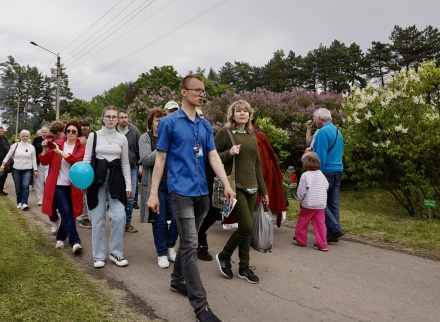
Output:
[164, 101, 179, 110]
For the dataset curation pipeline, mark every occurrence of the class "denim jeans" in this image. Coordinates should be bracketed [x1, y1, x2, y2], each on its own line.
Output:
[12, 168, 32, 205]
[78, 194, 89, 222]
[152, 182, 178, 256]
[323, 172, 343, 235]
[125, 167, 138, 225]
[55, 185, 81, 247]
[170, 192, 210, 313]
[90, 180, 126, 261]
[222, 188, 257, 269]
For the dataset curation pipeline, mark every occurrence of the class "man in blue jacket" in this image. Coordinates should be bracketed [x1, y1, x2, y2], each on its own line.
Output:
[312, 108, 345, 242]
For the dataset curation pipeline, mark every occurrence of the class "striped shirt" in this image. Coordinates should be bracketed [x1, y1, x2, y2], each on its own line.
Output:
[297, 170, 329, 209]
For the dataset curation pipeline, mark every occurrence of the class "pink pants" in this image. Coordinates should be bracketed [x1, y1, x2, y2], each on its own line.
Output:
[295, 207, 327, 249]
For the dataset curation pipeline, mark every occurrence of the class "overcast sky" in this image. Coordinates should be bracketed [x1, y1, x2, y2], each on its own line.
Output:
[1, 0, 439, 101]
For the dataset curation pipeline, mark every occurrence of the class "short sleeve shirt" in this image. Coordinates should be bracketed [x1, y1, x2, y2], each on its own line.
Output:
[157, 108, 216, 196]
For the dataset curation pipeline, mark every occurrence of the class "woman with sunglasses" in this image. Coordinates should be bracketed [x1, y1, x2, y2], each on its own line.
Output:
[40, 121, 85, 254]
[83, 106, 131, 268]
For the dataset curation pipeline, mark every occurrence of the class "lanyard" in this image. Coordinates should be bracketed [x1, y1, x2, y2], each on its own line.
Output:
[184, 117, 200, 145]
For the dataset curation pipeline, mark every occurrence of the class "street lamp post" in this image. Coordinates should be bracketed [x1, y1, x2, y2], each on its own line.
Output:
[30, 41, 61, 120]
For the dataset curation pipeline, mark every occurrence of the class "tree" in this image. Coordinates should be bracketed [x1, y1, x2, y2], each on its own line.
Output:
[134, 66, 180, 96]
[342, 61, 440, 218]
[262, 50, 288, 92]
[365, 41, 394, 87]
[389, 25, 440, 72]
[0, 56, 26, 135]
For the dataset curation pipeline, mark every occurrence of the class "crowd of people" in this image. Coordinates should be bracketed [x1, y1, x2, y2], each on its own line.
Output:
[0, 75, 344, 322]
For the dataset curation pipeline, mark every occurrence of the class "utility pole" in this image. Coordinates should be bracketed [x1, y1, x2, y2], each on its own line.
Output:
[56, 55, 61, 120]
[15, 95, 20, 140]
[30, 41, 61, 120]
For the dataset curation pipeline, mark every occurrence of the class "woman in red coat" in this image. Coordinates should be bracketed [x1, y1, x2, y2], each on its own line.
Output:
[40, 121, 85, 254]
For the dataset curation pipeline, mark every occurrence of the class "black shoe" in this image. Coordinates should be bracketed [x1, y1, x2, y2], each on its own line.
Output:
[327, 230, 345, 242]
[197, 245, 213, 261]
[196, 307, 221, 322]
[238, 266, 259, 284]
[170, 282, 188, 297]
[216, 253, 233, 279]
[293, 236, 306, 247]
[133, 202, 139, 209]
[0, 191, 8, 196]
[313, 244, 328, 251]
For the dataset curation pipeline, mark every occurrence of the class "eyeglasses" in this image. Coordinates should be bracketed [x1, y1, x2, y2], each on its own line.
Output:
[104, 115, 118, 120]
[66, 129, 78, 134]
[184, 88, 206, 95]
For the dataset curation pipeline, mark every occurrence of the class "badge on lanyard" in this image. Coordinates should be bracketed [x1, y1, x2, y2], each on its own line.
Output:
[193, 143, 203, 158]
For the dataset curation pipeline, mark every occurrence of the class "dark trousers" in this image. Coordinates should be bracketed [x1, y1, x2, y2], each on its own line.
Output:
[0, 171, 8, 192]
[55, 185, 81, 247]
[222, 188, 257, 269]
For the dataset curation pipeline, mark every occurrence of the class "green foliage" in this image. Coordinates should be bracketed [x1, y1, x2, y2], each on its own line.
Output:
[256, 117, 290, 166]
[135, 65, 180, 97]
[342, 61, 440, 218]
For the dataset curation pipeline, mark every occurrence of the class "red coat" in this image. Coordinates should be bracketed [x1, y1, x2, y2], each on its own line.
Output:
[39, 138, 85, 218]
[255, 131, 287, 227]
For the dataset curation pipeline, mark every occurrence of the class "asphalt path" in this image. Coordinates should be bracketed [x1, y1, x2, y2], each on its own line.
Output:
[4, 176, 440, 322]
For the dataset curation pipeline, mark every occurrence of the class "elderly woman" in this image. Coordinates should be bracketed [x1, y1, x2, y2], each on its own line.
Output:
[83, 106, 131, 269]
[40, 121, 85, 254]
[0, 129, 38, 210]
[215, 100, 269, 284]
[139, 107, 178, 269]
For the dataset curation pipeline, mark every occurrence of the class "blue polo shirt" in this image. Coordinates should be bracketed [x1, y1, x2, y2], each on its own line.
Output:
[312, 122, 344, 173]
[157, 108, 216, 196]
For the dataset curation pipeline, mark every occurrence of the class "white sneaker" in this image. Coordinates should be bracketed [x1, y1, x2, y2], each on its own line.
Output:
[37, 200, 42, 206]
[17, 203, 22, 209]
[158, 255, 170, 269]
[50, 221, 59, 235]
[21, 204, 29, 210]
[72, 243, 82, 254]
[55, 240, 65, 249]
[109, 254, 128, 267]
[94, 260, 105, 268]
[167, 247, 176, 262]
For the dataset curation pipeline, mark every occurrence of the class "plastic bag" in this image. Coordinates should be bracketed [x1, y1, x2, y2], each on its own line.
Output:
[251, 202, 273, 252]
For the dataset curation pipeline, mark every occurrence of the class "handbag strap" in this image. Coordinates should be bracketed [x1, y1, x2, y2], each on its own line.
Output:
[327, 128, 339, 153]
[226, 129, 236, 181]
[12, 142, 19, 156]
[92, 131, 97, 159]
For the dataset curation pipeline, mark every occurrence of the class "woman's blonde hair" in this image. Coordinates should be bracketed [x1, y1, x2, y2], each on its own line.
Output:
[225, 100, 254, 132]
[301, 152, 321, 171]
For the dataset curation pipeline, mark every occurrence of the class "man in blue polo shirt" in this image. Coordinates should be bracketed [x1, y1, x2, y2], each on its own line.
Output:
[148, 75, 234, 322]
[312, 108, 345, 243]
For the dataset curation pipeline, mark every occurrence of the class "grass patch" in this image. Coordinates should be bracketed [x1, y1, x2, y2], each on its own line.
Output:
[285, 186, 440, 259]
[0, 197, 153, 322]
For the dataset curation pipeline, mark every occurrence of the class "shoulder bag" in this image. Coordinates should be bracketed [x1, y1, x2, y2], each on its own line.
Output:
[4, 143, 19, 173]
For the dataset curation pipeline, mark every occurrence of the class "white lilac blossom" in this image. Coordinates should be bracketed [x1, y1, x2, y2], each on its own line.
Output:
[365, 110, 373, 120]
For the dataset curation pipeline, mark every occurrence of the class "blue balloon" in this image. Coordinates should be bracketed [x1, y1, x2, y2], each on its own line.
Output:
[69, 161, 94, 189]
